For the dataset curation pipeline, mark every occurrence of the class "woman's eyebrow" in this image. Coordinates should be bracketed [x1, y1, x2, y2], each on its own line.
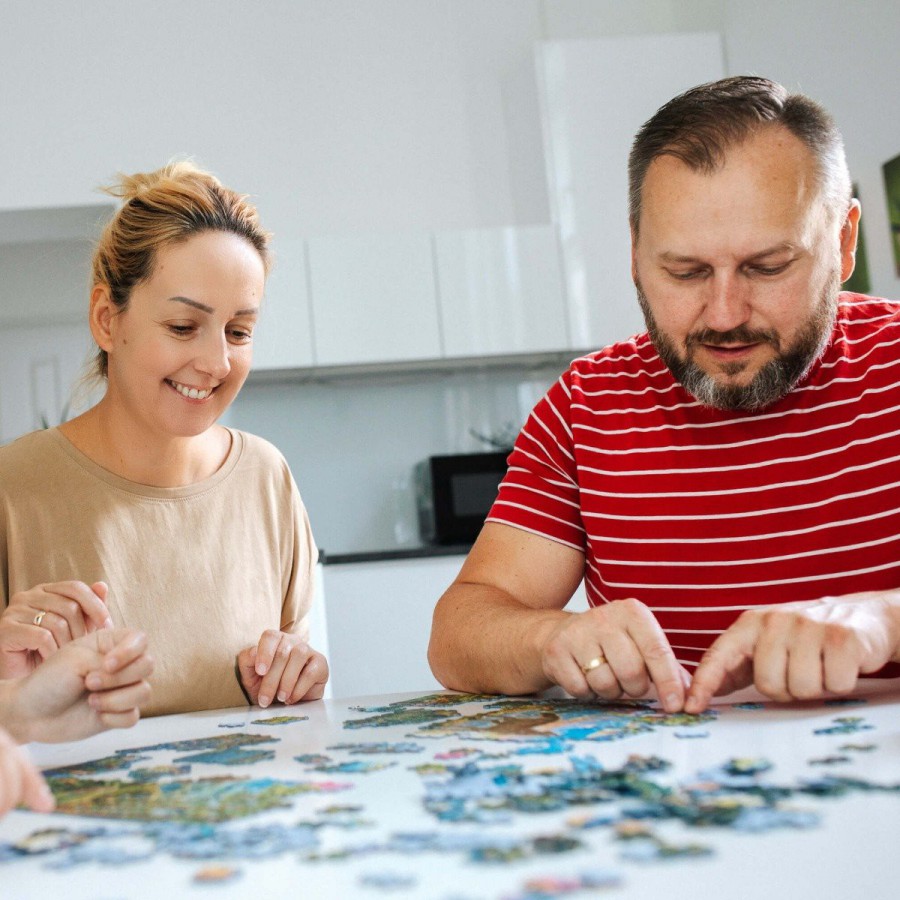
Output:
[167, 295, 214, 314]
[167, 296, 259, 317]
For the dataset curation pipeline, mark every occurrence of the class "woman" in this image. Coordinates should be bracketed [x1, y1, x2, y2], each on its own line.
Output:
[0, 162, 328, 715]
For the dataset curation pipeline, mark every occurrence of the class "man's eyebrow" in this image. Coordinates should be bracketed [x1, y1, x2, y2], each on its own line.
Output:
[167, 296, 259, 317]
[658, 243, 798, 264]
[745, 242, 798, 260]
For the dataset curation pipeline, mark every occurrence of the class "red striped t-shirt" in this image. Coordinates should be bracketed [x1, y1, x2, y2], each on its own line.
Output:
[488, 294, 900, 671]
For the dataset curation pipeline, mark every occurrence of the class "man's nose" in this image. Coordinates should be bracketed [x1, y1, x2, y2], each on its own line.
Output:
[703, 273, 751, 334]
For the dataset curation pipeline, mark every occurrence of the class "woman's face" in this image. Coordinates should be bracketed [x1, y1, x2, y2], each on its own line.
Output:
[96, 230, 266, 439]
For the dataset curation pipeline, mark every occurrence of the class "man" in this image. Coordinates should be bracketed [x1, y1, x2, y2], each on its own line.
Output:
[429, 75, 900, 713]
[0, 627, 153, 817]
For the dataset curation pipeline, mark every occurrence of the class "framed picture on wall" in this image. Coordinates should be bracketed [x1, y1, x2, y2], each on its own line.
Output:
[883, 153, 900, 276]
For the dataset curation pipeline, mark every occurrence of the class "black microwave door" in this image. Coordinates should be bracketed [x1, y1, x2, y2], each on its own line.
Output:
[431, 453, 508, 544]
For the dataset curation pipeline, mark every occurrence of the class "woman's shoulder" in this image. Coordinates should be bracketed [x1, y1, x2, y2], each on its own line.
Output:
[0, 430, 67, 501]
[228, 429, 294, 482]
[0, 428, 60, 466]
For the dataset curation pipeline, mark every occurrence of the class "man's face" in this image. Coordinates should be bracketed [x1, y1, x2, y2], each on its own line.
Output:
[631, 125, 859, 410]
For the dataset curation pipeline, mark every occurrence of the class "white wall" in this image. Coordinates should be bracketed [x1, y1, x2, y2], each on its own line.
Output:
[0, 0, 546, 236]
[231, 363, 562, 555]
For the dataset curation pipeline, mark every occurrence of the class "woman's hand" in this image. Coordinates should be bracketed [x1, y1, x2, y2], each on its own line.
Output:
[237, 631, 329, 707]
[0, 581, 113, 678]
[3, 627, 153, 744]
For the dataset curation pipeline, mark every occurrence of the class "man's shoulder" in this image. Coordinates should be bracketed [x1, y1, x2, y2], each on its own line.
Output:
[833, 293, 900, 352]
[836, 293, 900, 325]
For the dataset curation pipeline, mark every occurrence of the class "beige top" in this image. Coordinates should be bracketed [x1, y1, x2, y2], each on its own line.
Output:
[0, 427, 317, 716]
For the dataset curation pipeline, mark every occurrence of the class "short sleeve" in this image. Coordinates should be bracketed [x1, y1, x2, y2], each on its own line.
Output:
[486, 370, 586, 552]
[280, 474, 319, 641]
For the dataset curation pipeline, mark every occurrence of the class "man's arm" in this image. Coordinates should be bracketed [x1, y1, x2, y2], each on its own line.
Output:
[429, 523, 689, 711]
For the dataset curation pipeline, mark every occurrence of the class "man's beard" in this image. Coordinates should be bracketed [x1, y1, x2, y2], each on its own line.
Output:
[637, 276, 840, 411]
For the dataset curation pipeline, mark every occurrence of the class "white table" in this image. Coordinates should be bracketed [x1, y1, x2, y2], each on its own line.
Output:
[2, 688, 899, 899]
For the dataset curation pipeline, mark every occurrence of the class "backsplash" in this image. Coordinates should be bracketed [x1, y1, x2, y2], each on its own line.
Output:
[227, 362, 564, 555]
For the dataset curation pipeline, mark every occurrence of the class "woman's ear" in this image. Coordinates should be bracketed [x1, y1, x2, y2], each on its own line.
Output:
[89, 284, 116, 352]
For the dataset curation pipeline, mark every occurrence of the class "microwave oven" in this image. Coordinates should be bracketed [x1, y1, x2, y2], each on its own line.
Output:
[414, 451, 510, 545]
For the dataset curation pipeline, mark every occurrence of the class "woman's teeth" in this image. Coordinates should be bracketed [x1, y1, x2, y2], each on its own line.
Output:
[169, 380, 211, 400]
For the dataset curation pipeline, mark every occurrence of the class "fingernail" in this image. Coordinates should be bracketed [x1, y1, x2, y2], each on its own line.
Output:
[276, 691, 286, 703]
[256, 664, 268, 677]
[85, 673, 102, 690]
[664, 693, 680, 712]
[104, 618, 114, 629]
[258, 695, 270, 708]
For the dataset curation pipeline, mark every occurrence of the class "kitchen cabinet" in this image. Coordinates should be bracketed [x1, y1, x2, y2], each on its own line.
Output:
[434, 225, 569, 357]
[537, 33, 725, 351]
[252, 236, 315, 370]
[307, 232, 442, 366]
[321, 555, 458, 698]
[321, 553, 589, 699]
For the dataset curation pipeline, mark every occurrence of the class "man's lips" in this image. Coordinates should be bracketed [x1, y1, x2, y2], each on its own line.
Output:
[702, 343, 760, 357]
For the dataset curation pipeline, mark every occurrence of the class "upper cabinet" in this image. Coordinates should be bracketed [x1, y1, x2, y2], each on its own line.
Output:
[307, 232, 442, 367]
[434, 225, 569, 358]
[537, 33, 725, 351]
[252, 236, 315, 370]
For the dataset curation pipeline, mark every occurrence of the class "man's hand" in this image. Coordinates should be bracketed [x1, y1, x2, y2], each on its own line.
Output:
[0, 726, 55, 818]
[238, 631, 329, 708]
[685, 593, 900, 713]
[0, 581, 113, 678]
[6, 627, 153, 743]
[541, 598, 690, 712]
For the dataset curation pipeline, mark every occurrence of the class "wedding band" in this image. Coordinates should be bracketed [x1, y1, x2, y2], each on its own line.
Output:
[33, 610, 47, 627]
[581, 654, 605, 674]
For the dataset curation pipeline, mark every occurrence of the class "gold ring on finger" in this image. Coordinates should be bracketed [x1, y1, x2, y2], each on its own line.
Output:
[581, 654, 606, 674]
[33, 610, 47, 627]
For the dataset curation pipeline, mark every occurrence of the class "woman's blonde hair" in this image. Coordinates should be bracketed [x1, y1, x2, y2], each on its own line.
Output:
[90, 160, 271, 379]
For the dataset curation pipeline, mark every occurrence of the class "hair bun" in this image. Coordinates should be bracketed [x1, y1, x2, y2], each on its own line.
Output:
[101, 160, 221, 203]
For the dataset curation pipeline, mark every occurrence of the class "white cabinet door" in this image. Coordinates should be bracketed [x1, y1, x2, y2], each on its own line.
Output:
[321, 555, 464, 699]
[537, 33, 725, 351]
[251, 236, 315, 370]
[321, 555, 590, 700]
[435, 225, 569, 357]
[308, 233, 442, 366]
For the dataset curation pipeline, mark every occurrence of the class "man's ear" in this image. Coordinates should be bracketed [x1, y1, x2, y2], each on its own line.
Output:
[630, 225, 639, 284]
[839, 199, 861, 284]
[89, 284, 117, 352]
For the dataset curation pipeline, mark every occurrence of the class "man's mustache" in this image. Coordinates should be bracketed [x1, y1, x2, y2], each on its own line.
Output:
[686, 325, 779, 349]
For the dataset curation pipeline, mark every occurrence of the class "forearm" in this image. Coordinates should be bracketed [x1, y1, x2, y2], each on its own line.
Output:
[428, 582, 571, 695]
[0, 680, 29, 743]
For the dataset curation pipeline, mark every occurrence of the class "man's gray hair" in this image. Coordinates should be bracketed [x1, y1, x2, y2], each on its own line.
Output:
[628, 75, 851, 234]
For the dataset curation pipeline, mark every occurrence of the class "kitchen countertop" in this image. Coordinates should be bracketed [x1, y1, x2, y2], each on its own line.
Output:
[319, 543, 472, 565]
